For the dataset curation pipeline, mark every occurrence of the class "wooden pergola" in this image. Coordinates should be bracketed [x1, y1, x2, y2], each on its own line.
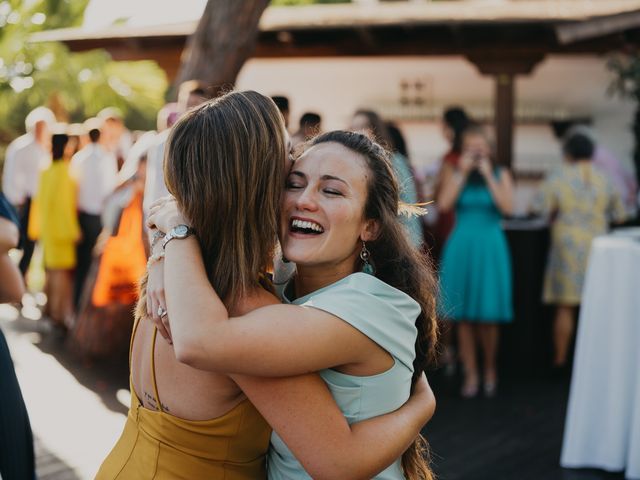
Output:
[31, 0, 640, 167]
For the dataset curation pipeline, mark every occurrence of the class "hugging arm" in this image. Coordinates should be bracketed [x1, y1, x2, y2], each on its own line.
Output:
[162, 235, 394, 376]
[236, 373, 435, 480]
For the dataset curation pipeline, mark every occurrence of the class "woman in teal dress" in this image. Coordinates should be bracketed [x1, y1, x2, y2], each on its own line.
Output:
[148, 130, 438, 479]
[438, 125, 514, 398]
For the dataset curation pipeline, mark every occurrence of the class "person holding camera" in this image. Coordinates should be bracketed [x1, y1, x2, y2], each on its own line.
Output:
[437, 124, 514, 398]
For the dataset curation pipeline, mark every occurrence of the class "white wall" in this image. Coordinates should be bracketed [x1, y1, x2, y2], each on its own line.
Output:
[237, 54, 635, 179]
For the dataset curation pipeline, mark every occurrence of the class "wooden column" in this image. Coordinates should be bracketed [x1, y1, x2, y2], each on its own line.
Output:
[466, 53, 544, 169]
[495, 73, 515, 167]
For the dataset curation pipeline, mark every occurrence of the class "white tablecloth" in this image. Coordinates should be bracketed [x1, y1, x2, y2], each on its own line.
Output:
[561, 234, 640, 479]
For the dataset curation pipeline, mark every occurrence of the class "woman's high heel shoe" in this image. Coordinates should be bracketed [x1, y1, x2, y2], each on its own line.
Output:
[460, 378, 479, 399]
[483, 380, 497, 398]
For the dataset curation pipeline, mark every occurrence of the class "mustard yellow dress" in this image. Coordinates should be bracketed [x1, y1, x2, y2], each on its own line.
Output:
[532, 162, 627, 305]
[28, 161, 80, 269]
[96, 320, 271, 479]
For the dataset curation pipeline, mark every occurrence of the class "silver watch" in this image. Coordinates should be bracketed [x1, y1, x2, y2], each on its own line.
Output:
[161, 224, 194, 249]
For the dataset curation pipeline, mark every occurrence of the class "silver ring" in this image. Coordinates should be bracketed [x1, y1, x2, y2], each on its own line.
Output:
[157, 306, 167, 318]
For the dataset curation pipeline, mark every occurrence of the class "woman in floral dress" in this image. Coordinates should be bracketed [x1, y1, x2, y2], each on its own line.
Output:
[532, 130, 627, 368]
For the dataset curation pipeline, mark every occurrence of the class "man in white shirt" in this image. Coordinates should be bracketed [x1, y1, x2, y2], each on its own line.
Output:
[97, 107, 133, 172]
[2, 107, 56, 277]
[69, 120, 118, 307]
[143, 81, 208, 214]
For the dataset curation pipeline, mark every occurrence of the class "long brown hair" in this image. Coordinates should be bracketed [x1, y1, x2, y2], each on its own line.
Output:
[309, 130, 439, 480]
[136, 90, 287, 319]
[165, 90, 287, 307]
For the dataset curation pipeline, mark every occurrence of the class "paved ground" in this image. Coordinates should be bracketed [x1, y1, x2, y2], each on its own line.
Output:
[424, 372, 625, 480]
[1, 300, 129, 480]
[1, 297, 627, 480]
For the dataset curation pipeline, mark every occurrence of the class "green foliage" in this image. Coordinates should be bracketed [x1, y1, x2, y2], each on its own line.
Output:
[608, 51, 640, 189]
[0, 0, 167, 145]
[271, 0, 350, 5]
[608, 53, 640, 101]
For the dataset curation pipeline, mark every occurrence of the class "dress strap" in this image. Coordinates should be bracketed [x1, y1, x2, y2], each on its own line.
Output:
[128, 314, 142, 372]
[150, 327, 164, 412]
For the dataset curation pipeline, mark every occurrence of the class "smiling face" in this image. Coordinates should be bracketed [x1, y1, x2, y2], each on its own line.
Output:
[280, 142, 375, 273]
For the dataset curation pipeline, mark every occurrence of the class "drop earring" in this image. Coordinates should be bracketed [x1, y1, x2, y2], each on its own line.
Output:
[360, 241, 375, 275]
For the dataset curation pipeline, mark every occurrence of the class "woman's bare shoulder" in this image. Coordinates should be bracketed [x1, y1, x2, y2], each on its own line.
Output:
[233, 286, 280, 316]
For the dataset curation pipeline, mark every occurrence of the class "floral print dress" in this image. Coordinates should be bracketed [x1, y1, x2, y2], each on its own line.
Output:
[532, 162, 627, 305]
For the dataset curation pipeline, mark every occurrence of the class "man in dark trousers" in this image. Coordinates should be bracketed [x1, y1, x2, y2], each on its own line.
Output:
[70, 120, 118, 307]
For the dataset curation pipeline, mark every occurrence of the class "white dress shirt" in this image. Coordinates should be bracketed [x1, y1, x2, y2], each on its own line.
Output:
[143, 129, 170, 214]
[70, 143, 118, 215]
[2, 133, 32, 205]
[2, 138, 50, 206]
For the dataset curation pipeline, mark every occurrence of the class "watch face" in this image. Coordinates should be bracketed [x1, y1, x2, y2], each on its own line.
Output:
[174, 225, 189, 237]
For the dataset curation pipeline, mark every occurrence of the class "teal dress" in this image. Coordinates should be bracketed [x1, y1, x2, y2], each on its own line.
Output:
[268, 272, 420, 479]
[439, 171, 513, 322]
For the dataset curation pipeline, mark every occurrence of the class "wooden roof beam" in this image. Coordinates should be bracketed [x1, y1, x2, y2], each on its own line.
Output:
[556, 11, 640, 44]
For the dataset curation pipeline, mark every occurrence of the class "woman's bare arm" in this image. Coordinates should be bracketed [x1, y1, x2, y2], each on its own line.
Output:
[235, 373, 435, 480]
[0, 217, 24, 303]
[161, 235, 385, 376]
[437, 162, 468, 213]
[482, 166, 514, 215]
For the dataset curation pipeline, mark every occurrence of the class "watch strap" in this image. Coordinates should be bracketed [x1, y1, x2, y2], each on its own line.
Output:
[161, 225, 194, 249]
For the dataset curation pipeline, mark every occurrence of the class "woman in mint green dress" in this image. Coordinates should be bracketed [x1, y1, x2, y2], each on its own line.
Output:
[148, 130, 438, 479]
[438, 125, 514, 398]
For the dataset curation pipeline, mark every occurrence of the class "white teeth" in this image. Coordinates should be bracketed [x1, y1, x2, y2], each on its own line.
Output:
[291, 219, 324, 233]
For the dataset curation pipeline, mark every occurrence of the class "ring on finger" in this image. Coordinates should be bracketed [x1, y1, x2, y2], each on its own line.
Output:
[157, 306, 168, 318]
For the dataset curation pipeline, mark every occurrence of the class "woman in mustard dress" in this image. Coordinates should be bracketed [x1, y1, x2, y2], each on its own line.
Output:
[30, 133, 80, 329]
[97, 92, 435, 480]
[532, 130, 627, 368]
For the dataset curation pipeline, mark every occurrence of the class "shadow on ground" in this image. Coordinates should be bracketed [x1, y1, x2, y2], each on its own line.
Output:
[423, 369, 625, 480]
[1, 306, 129, 417]
[34, 435, 82, 480]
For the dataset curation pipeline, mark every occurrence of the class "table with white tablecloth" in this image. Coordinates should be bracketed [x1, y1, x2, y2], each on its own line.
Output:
[561, 232, 640, 479]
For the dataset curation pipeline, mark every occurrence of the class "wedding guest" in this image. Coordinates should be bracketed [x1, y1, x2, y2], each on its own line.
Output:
[350, 110, 423, 247]
[271, 95, 290, 130]
[143, 82, 208, 214]
[70, 119, 119, 307]
[99, 92, 436, 480]
[0, 193, 34, 480]
[291, 112, 321, 149]
[97, 107, 132, 171]
[2, 107, 56, 277]
[532, 130, 627, 369]
[29, 132, 80, 332]
[438, 125, 514, 397]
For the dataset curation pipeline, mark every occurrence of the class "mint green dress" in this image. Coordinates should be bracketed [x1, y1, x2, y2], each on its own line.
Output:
[268, 272, 420, 480]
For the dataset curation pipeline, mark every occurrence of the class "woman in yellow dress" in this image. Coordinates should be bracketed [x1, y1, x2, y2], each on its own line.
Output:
[532, 129, 627, 368]
[30, 132, 80, 330]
